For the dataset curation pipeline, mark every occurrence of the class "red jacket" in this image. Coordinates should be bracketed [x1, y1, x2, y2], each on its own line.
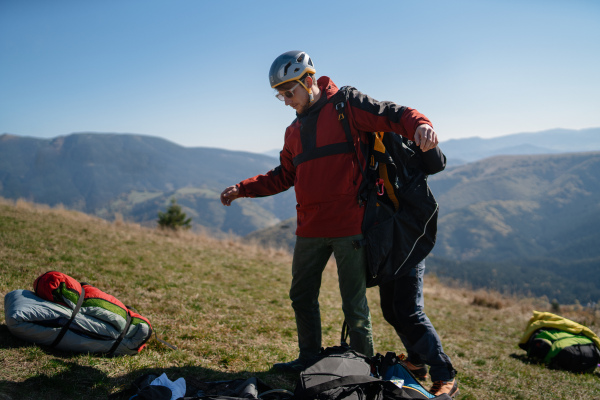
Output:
[238, 76, 432, 237]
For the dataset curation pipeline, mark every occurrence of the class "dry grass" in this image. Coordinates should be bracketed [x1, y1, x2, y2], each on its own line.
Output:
[0, 199, 599, 400]
[472, 288, 512, 310]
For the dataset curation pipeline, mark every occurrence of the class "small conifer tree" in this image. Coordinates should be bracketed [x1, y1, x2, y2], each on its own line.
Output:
[157, 198, 192, 230]
[551, 299, 561, 313]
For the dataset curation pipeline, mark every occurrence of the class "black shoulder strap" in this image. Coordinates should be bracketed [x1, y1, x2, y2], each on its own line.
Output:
[292, 91, 356, 167]
[333, 98, 355, 148]
[292, 142, 355, 167]
[333, 89, 369, 187]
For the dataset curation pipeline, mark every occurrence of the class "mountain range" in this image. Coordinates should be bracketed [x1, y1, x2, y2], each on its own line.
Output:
[0, 132, 294, 236]
[263, 127, 600, 165]
[1, 128, 599, 303]
[415, 127, 600, 165]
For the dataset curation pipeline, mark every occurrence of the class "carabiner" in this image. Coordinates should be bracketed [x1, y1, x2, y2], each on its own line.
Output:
[376, 178, 385, 196]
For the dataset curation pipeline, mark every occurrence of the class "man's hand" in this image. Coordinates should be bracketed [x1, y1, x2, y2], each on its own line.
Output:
[414, 124, 438, 152]
[220, 185, 240, 206]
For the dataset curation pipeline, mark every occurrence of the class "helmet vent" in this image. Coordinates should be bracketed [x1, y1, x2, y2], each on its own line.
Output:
[283, 62, 292, 76]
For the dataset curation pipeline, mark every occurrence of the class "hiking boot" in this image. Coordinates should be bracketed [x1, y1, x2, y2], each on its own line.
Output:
[273, 356, 314, 373]
[430, 379, 459, 397]
[400, 360, 428, 380]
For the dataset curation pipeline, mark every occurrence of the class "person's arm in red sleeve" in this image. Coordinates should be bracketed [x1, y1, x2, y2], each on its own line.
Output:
[220, 143, 296, 206]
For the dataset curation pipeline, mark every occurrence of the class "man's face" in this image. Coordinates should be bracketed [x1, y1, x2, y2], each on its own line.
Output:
[276, 81, 310, 114]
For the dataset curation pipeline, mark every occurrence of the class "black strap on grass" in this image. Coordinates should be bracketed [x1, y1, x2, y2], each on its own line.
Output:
[51, 286, 85, 348]
[155, 331, 178, 350]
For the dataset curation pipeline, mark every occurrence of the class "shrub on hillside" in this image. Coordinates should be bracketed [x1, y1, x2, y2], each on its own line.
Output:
[472, 289, 508, 309]
[157, 198, 191, 230]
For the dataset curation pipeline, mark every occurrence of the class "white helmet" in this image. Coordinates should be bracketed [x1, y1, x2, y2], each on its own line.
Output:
[268, 50, 316, 88]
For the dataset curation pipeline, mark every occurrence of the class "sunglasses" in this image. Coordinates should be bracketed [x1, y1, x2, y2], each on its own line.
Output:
[275, 82, 300, 101]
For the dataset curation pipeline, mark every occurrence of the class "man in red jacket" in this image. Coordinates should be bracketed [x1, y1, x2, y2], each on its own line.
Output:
[220, 51, 437, 372]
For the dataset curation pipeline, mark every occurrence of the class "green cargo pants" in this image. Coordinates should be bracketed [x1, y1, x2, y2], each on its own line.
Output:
[290, 234, 374, 358]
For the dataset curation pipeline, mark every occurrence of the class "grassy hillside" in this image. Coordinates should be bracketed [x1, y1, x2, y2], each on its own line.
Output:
[0, 199, 599, 399]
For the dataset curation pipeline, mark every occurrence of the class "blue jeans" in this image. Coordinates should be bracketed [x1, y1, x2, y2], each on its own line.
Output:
[379, 260, 456, 382]
[290, 235, 374, 358]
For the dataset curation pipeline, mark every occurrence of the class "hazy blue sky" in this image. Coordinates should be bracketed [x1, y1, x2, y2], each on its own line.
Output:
[1, 0, 599, 153]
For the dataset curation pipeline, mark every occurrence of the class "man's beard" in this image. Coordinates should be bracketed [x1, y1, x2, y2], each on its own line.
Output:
[296, 101, 310, 115]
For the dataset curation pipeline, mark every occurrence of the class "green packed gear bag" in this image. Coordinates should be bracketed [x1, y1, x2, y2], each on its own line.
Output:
[518, 311, 600, 373]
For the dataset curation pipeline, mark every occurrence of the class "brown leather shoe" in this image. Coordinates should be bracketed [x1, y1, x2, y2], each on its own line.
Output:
[400, 360, 428, 380]
[430, 379, 459, 397]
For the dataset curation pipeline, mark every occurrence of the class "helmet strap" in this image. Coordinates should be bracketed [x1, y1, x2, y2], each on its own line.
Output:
[298, 79, 315, 104]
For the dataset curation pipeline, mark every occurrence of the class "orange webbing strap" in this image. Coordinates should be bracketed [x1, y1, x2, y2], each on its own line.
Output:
[379, 163, 399, 211]
[373, 132, 386, 153]
[373, 132, 400, 211]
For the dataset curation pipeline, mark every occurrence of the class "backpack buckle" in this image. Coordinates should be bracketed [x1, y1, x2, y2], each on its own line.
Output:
[369, 156, 378, 171]
[335, 102, 345, 120]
